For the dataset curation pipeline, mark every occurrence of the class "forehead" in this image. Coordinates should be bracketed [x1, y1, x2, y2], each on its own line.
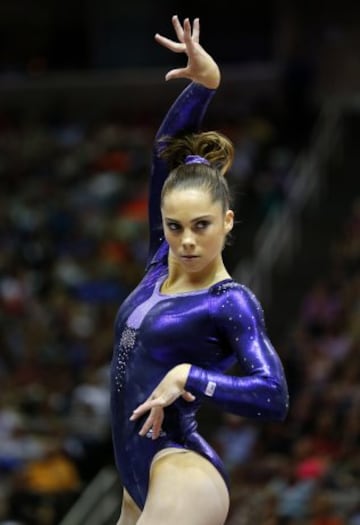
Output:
[161, 188, 222, 215]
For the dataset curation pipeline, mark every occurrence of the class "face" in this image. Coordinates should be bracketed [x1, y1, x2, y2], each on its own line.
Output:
[161, 188, 234, 275]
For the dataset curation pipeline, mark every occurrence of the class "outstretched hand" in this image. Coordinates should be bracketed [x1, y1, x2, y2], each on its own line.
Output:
[155, 15, 220, 89]
[129, 364, 195, 439]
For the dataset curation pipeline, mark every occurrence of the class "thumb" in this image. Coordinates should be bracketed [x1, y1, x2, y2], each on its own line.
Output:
[182, 390, 196, 402]
[165, 67, 190, 82]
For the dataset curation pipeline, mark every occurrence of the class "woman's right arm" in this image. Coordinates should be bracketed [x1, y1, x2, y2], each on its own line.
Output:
[147, 16, 221, 264]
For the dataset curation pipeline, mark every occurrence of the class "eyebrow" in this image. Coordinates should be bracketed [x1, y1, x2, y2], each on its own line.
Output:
[164, 215, 214, 224]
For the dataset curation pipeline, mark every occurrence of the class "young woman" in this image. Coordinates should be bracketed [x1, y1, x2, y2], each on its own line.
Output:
[111, 15, 289, 525]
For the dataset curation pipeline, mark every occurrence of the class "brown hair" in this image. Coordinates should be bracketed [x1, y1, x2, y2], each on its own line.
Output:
[158, 131, 235, 213]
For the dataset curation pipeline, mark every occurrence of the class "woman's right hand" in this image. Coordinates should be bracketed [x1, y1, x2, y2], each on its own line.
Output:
[155, 15, 221, 90]
[129, 364, 195, 439]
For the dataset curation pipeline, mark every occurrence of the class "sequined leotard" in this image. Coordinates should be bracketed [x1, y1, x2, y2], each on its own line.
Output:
[110, 82, 289, 510]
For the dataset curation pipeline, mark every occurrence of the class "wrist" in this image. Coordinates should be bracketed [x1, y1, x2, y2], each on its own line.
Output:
[198, 67, 221, 90]
[173, 363, 192, 389]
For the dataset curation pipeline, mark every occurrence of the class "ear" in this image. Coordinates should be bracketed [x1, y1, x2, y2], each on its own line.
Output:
[224, 209, 234, 234]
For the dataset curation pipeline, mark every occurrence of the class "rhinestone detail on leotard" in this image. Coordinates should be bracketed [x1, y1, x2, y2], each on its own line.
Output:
[114, 326, 137, 392]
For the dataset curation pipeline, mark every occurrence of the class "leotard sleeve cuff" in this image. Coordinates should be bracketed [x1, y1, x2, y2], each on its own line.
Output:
[185, 365, 211, 396]
[185, 365, 289, 421]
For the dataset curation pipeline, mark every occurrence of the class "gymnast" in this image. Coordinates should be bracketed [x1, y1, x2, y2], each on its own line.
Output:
[110, 14, 289, 525]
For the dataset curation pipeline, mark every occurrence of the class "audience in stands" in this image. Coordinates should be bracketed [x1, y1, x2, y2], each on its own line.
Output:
[0, 105, 358, 523]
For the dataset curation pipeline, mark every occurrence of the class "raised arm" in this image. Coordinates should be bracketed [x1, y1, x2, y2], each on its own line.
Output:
[147, 16, 221, 264]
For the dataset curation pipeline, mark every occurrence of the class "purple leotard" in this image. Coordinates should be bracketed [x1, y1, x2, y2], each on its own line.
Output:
[110, 82, 289, 510]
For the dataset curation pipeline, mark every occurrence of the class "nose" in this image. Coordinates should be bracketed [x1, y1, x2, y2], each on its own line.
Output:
[181, 229, 196, 249]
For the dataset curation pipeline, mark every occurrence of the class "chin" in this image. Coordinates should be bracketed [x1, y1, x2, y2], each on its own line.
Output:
[179, 259, 203, 271]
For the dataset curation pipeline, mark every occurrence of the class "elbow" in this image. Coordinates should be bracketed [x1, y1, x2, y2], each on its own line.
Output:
[274, 397, 289, 421]
[266, 378, 290, 422]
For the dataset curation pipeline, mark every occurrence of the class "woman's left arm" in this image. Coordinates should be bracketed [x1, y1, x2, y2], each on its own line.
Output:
[130, 286, 289, 439]
[185, 285, 290, 421]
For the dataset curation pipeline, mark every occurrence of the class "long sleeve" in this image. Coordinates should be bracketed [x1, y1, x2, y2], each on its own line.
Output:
[185, 283, 289, 421]
[146, 82, 217, 265]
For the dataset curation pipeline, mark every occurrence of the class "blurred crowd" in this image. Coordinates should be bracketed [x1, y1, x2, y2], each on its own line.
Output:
[0, 96, 358, 525]
[214, 195, 360, 525]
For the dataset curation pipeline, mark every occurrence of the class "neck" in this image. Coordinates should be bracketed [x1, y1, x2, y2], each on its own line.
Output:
[163, 256, 231, 293]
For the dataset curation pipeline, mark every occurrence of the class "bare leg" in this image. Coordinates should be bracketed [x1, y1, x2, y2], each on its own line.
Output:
[116, 488, 141, 525]
[136, 450, 230, 525]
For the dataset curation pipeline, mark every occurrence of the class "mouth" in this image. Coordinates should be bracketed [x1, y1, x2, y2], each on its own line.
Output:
[180, 255, 199, 260]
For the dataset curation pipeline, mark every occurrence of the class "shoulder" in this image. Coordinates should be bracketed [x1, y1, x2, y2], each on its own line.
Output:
[209, 280, 266, 326]
[209, 279, 261, 306]
[146, 239, 169, 272]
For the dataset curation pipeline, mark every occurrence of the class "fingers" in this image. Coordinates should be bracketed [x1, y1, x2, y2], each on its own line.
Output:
[138, 407, 164, 439]
[149, 408, 164, 439]
[130, 386, 194, 420]
[129, 398, 159, 421]
[178, 15, 200, 44]
[192, 18, 200, 44]
[130, 400, 164, 440]
[182, 17, 196, 46]
[130, 394, 195, 439]
[130, 365, 193, 438]
[154, 33, 184, 53]
[154, 15, 200, 52]
[172, 14, 184, 43]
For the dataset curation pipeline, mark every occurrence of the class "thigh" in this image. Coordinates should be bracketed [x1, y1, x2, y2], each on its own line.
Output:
[116, 488, 141, 525]
[137, 449, 230, 525]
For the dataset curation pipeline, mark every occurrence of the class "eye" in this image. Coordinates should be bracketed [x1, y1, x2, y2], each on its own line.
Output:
[166, 222, 181, 231]
[195, 220, 210, 230]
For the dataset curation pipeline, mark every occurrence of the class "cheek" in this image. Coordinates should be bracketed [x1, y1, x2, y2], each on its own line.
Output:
[205, 231, 225, 251]
[164, 230, 178, 246]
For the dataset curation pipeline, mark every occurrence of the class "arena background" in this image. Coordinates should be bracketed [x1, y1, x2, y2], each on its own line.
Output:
[0, 1, 359, 524]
